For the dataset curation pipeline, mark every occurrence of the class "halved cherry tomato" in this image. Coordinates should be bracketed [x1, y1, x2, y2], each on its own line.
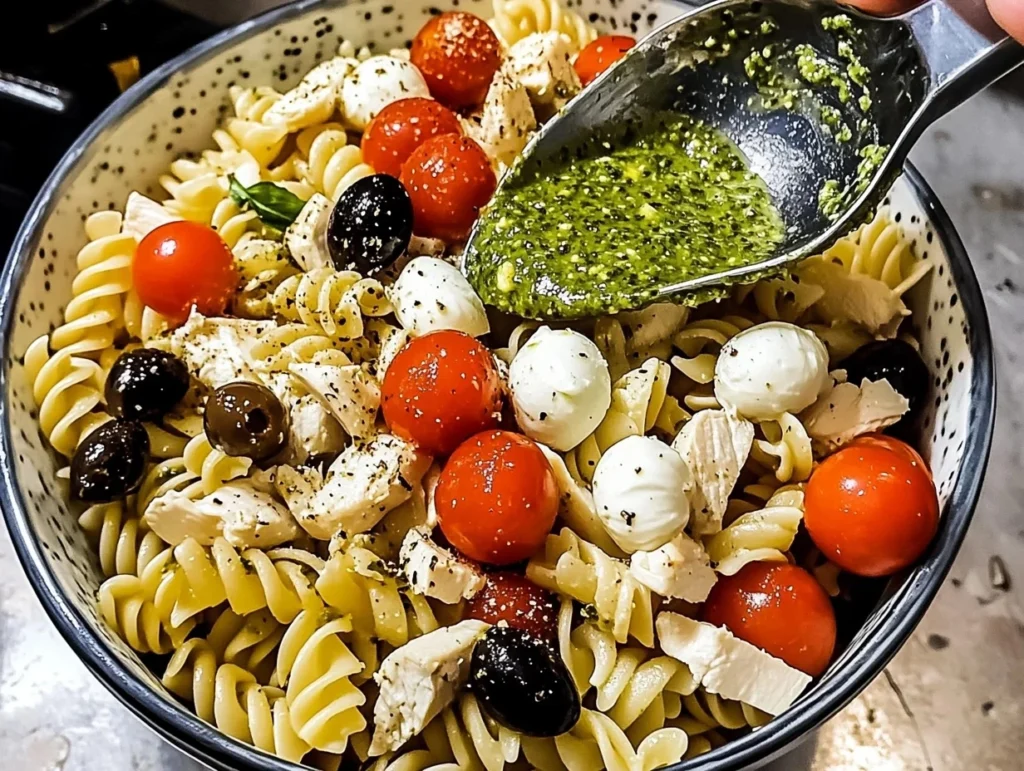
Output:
[133, 221, 236, 323]
[362, 98, 463, 178]
[400, 134, 496, 241]
[411, 12, 502, 108]
[703, 562, 836, 677]
[381, 330, 503, 456]
[466, 572, 558, 640]
[805, 439, 939, 577]
[436, 430, 558, 565]
[574, 35, 636, 87]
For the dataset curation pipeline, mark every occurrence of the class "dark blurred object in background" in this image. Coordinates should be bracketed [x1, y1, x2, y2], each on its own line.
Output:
[0, 0, 221, 248]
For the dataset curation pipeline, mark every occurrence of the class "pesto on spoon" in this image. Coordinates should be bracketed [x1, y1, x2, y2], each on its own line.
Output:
[465, 114, 785, 320]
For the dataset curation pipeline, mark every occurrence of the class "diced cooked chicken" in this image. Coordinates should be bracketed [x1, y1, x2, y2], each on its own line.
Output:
[629, 533, 718, 603]
[171, 310, 275, 390]
[801, 373, 909, 452]
[501, 32, 581, 119]
[657, 612, 811, 716]
[671, 410, 754, 536]
[796, 257, 910, 336]
[290, 362, 381, 440]
[399, 526, 485, 604]
[264, 372, 347, 463]
[284, 193, 332, 271]
[461, 70, 537, 169]
[142, 480, 300, 549]
[261, 56, 355, 132]
[122, 192, 180, 240]
[274, 434, 431, 540]
[370, 620, 490, 756]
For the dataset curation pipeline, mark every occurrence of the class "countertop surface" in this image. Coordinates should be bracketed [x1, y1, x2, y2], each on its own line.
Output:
[2, 26, 1024, 771]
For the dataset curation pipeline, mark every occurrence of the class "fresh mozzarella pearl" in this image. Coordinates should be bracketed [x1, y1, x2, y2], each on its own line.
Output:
[342, 56, 430, 130]
[508, 327, 611, 452]
[591, 435, 691, 553]
[714, 322, 830, 420]
[390, 257, 490, 338]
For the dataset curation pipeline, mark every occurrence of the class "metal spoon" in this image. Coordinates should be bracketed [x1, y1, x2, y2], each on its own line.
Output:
[462, 0, 1023, 316]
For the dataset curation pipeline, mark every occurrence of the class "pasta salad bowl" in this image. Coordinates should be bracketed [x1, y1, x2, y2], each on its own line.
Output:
[0, 1, 994, 770]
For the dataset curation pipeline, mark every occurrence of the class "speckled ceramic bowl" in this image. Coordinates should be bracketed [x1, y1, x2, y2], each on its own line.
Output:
[0, 1, 994, 770]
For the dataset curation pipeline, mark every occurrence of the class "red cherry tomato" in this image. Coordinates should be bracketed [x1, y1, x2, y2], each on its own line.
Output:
[411, 12, 502, 108]
[851, 433, 933, 482]
[435, 430, 559, 565]
[362, 98, 463, 178]
[400, 134, 496, 242]
[133, 221, 236, 323]
[381, 331, 503, 456]
[574, 35, 636, 87]
[466, 572, 558, 640]
[805, 439, 939, 577]
[704, 563, 836, 677]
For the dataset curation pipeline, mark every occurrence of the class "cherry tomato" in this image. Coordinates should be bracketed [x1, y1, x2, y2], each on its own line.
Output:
[850, 433, 933, 482]
[133, 221, 236, 323]
[411, 12, 502, 108]
[381, 330, 503, 456]
[703, 562, 836, 676]
[574, 35, 636, 87]
[362, 98, 463, 178]
[435, 430, 559, 565]
[466, 572, 558, 640]
[805, 440, 939, 577]
[400, 134, 496, 241]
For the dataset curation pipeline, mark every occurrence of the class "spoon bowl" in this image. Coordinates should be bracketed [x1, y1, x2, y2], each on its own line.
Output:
[463, 0, 1022, 316]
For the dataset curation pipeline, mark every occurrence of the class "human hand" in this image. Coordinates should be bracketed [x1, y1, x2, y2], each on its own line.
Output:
[843, 0, 1024, 42]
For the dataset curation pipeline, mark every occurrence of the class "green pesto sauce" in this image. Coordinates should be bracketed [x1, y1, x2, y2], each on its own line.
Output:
[465, 115, 785, 319]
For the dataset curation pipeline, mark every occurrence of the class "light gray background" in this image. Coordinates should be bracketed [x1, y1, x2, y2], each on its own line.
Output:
[3, 2, 1024, 769]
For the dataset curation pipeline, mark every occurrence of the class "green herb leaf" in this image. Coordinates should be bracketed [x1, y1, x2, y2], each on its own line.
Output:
[228, 175, 307, 230]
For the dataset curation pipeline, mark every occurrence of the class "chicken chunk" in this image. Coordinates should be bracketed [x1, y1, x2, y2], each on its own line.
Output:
[399, 526, 485, 604]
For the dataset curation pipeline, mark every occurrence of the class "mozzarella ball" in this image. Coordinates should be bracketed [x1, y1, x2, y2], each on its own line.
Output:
[591, 435, 691, 553]
[342, 56, 431, 130]
[390, 257, 490, 338]
[714, 322, 830, 421]
[508, 327, 611, 452]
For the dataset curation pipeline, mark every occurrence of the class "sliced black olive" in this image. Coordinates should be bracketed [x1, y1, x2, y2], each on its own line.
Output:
[326, 174, 413, 276]
[105, 349, 190, 421]
[71, 419, 150, 502]
[842, 339, 929, 420]
[470, 625, 580, 737]
[204, 382, 288, 461]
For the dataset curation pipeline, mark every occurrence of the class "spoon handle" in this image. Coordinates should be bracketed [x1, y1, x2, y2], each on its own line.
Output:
[904, 0, 1024, 117]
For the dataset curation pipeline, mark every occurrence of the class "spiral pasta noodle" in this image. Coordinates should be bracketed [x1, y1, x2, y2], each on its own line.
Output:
[490, 0, 598, 51]
[206, 607, 287, 682]
[670, 315, 755, 387]
[749, 413, 813, 483]
[295, 123, 375, 200]
[49, 210, 135, 358]
[24, 335, 105, 457]
[78, 500, 167, 578]
[226, 86, 289, 167]
[527, 528, 655, 647]
[271, 267, 391, 340]
[704, 484, 805, 575]
[274, 609, 367, 754]
[232, 235, 301, 319]
[136, 432, 252, 514]
[214, 663, 312, 761]
[565, 359, 689, 488]
[97, 573, 192, 654]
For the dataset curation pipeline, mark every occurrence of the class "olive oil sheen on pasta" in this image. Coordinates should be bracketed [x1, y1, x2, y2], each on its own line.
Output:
[465, 114, 785, 319]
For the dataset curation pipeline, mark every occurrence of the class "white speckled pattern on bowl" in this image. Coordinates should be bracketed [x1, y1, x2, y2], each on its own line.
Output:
[0, 2, 994, 770]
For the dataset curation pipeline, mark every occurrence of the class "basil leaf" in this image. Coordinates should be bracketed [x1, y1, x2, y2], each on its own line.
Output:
[228, 175, 307, 230]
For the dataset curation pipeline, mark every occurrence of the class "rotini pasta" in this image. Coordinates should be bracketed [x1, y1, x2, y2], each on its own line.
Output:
[295, 123, 375, 200]
[271, 267, 391, 339]
[527, 528, 655, 647]
[136, 432, 252, 514]
[78, 500, 167, 578]
[490, 0, 598, 51]
[704, 484, 805, 575]
[749, 413, 814, 483]
[670, 315, 755, 387]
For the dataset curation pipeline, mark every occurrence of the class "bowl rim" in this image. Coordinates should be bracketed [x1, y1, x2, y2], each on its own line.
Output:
[0, 0, 995, 769]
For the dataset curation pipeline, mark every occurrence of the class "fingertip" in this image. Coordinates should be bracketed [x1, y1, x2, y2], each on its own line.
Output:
[988, 0, 1024, 43]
